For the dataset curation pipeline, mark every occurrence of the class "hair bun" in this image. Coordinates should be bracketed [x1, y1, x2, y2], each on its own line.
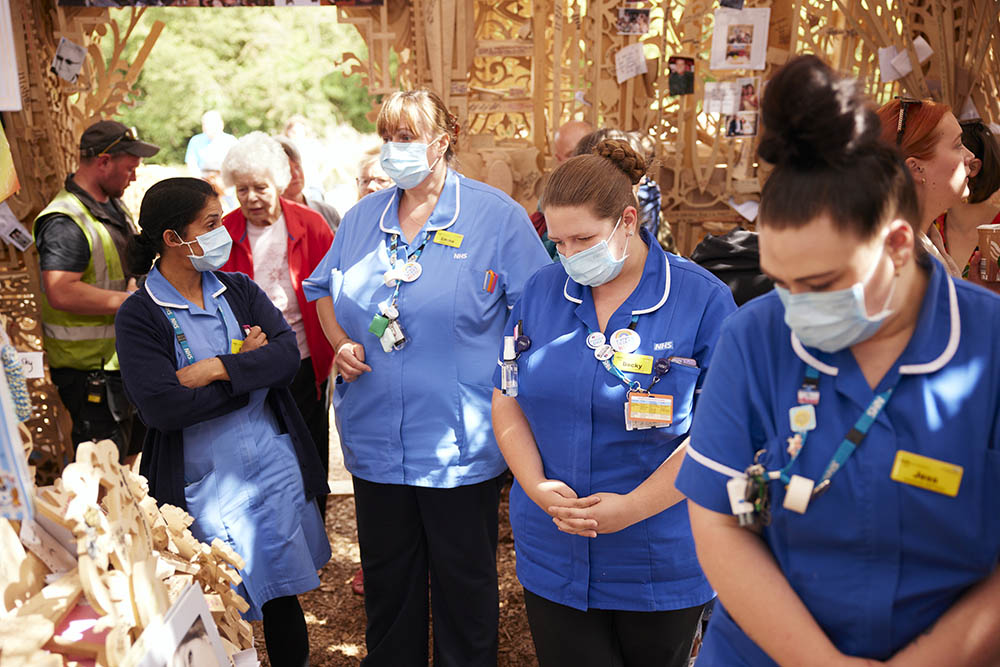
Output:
[594, 139, 646, 185]
[758, 55, 880, 170]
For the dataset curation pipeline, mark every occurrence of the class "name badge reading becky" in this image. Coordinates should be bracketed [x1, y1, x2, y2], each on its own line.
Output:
[890, 450, 963, 497]
[612, 352, 653, 374]
[434, 230, 464, 248]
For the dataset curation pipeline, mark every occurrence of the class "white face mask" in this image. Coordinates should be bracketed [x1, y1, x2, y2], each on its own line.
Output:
[557, 215, 631, 287]
[776, 244, 896, 353]
[379, 136, 445, 189]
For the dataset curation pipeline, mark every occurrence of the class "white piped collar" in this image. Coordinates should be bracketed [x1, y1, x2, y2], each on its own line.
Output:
[144, 267, 227, 310]
[378, 169, 461, 236]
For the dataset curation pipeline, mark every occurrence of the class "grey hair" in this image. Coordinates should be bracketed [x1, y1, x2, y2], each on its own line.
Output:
[221, 131, 292, 191]
[273, 135, 302, 165]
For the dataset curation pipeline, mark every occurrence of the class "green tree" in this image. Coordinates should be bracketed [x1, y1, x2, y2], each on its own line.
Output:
[104, 7, 373, 164]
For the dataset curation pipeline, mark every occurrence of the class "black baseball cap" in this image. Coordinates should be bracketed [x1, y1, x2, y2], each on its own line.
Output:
[80, 120, 160, 158]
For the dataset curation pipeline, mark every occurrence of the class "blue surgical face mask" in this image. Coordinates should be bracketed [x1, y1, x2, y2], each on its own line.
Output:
[175, 226, 233, 272]
[558, 215, 631, 287]
[380, 137, 444, 190]
[776, 245, 896, 353]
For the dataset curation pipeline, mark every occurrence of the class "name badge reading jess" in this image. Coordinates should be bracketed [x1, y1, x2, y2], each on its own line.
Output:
[434, 230, 464, 248]
[231, 339, 243, 354]
[612, 352, 653, 374]
[890, 450, 963, 497]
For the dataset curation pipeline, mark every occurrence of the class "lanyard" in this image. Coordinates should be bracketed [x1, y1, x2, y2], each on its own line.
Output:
[163, 308, 195, 365]
[590, 315, 669, 392]
[386, 231, 432, 307]
[780, 365, 897, 496]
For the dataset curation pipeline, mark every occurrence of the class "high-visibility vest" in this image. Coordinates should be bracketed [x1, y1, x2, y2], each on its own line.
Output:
[33, 190, 128, 371]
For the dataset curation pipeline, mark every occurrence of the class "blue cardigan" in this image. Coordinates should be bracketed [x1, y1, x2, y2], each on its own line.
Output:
[115, 270, 330, 510]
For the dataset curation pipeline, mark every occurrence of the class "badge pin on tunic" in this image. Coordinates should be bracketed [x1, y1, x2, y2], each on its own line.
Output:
[609, 328, 641, 353]
[586, 332, 606, 350]
[594, 344, 615, 362]
[789, 405, 817, 433]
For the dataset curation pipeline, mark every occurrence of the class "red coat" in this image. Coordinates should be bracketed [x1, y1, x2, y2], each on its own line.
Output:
[221, 198, 334, 394]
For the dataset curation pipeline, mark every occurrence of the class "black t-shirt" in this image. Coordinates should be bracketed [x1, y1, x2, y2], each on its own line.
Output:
[35, 176, 135, 278]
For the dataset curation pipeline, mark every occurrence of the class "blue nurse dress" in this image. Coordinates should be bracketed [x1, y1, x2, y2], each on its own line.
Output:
[493, 231, 737, 612]
[676, 259, 1000, 664]
[144, 267, 330, 620]
[303, 169, 551, 488]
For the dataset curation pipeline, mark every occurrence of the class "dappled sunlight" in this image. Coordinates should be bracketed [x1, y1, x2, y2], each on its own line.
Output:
[921, 357, 986, 432]
[326, 643, 363, 658]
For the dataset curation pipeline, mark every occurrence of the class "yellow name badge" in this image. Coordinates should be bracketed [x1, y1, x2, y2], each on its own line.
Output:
[231, 339, 243, 354]
[612, 352, 653, 374]
[890, 450, 963, 497]
[433, 230, 464, 248]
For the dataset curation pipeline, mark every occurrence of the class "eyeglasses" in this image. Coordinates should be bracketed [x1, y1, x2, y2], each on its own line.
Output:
[93, 127, 138, 157]
[895, 96, 922, 147]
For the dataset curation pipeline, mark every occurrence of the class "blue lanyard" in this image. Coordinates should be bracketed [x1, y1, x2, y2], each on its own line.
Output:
[780, 365, 897, 496]
[163, 308, 195, 365]
[590, 315, 646, 392]
[386, 231, 432, 307]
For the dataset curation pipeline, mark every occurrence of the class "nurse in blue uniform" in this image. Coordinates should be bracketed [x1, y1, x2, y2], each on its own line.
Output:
[676, 56, 1000, 667]
[303, 89, 550, 666]
[115, 178, 330, 667]
[491, 139, 736, 667]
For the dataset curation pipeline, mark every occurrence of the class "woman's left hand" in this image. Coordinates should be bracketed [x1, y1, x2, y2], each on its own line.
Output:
[176, 357, 227, 388]
[550, 492, 638, 538]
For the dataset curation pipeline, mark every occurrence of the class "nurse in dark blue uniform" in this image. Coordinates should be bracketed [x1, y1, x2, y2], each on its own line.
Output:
[676, 56, 1000, 666]
[491, 139, 736, 667]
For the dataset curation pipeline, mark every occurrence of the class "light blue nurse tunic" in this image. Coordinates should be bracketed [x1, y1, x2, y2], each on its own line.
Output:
[493, 231, 737, 611]
[676, 259, 1000, 664]
[145, 267, 331, 620]
[303, 169, 551, 488]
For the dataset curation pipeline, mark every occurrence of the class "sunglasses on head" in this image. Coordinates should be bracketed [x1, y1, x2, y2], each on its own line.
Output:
[895, 96, 922, 147]
[87, 127, 138, 157]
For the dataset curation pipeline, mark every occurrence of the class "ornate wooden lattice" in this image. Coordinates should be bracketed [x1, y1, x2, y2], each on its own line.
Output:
[338, 0, 1000, 255]
[2, 0, 162, 481]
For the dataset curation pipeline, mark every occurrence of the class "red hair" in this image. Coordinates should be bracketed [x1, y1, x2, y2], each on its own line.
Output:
[876, 99, 951, 161]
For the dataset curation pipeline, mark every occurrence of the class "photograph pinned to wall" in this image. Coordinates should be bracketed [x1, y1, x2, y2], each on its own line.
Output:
[667, 56, 695, 96]
[0, 0, 19, 111]
[616, 7, 651, 35]
[50, 38, 86, 83]
[710, 7, 770, 70]
[0, 202, 32, 252]
[725, 111, 758, 138]
[135, 584, 230, 667]
[720, 0, 744, 7]
[0, 360, 33, 521]
[738, 76, 760, 110]
[703, 81, 739, 115]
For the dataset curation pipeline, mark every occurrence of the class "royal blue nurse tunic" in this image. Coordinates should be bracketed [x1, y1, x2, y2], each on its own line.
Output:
[676, 259, 1000, 664]
[494, 231, 737, 612]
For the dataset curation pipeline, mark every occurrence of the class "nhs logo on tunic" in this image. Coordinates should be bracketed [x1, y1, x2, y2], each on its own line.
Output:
[654, 341, 674, 351]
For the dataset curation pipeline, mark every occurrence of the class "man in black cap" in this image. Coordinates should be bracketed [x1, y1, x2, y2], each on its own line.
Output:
[33, 120, 159, 462]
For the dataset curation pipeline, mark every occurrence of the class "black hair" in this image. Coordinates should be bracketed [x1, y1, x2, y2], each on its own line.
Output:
[126, 177, 217, 275]
[757, 55, 920, 239]
[960, 120, 1000, 204]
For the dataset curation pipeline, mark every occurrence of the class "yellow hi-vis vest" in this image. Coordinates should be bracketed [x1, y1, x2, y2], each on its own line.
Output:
[33, 190, 127, 371]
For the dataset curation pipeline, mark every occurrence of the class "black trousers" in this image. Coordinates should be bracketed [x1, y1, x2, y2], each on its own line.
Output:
[353, 474, 504, 667]
[51, 367, 144, 462]
[288, 357, 329, 519]
[523, 589, 707, 667]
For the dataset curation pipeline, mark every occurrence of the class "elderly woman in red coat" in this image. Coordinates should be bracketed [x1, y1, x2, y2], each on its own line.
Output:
[219, 131, 335, 517]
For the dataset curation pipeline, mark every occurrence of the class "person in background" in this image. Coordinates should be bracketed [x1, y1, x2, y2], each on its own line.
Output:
[553, 119, 594, 164]
[933, 119, 1000, 281]
[357, 151, 393, 198]
[33, 120, 158, 463]
[185, 110, 237, 178]
[690, 227, 773, 306]
[219, 132, 335, 520]
[304, 88, 550, 666]
[492, 139, 735, 667]
[282, 115, 325, 200]
[876, 98, 973, 276]
[348, 149, 393, 598]
[275, 136, 341, 233]
[677, 54, 1000, 667]
[117, 178, 330, 667]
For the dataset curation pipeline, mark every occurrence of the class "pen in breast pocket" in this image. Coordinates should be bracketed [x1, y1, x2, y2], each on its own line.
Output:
[242, 325, 251, 338]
